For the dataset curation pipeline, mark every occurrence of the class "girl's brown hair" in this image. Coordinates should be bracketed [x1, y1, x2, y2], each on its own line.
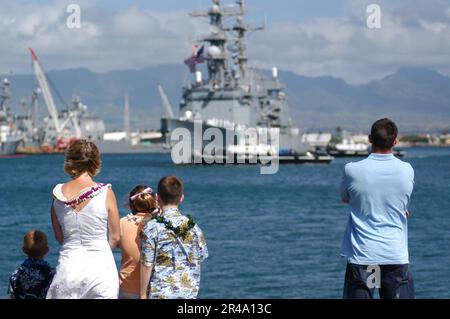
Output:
[129, 185, 160, 215]
[23, 230, 49, 259]
[64, 139, 101, 178]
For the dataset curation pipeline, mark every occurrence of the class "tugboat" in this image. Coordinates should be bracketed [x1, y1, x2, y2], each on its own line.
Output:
[327, 132, 372, 157]
[157, 0, 334, 165]
[0, 78, 23, 156]
[328, 131, 406, 158]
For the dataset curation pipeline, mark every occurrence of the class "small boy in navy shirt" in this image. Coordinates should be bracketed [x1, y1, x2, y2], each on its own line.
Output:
[8, 230, 54, 299]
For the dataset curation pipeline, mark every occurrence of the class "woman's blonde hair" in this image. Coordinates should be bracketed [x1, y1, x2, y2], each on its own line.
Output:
[129, 185, 160, 215]
[64, 139, 101, 178]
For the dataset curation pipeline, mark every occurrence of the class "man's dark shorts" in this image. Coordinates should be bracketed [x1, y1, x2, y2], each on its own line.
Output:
[343, 263, 415, 299]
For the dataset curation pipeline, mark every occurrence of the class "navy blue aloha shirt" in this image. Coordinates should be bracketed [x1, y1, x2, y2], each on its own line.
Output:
[8, 258, 55, 299]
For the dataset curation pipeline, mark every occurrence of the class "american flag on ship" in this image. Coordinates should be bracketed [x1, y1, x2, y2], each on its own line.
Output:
[184, 45, 205, 73]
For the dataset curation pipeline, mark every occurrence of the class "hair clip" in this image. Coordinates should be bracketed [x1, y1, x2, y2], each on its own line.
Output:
[130, 187, 153, 201]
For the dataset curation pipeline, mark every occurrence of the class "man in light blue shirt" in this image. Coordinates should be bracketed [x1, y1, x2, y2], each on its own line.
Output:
[340, 118, 415, 299]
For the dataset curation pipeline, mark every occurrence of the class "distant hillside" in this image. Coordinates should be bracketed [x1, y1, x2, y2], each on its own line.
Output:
[277, 67, 450, 133]
[3, 65, 450, 133]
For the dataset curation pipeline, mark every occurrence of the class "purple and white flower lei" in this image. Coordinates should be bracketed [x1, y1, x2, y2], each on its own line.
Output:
[64, 183, 108, 207]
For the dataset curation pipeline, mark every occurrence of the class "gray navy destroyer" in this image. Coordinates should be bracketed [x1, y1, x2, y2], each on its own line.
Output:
[158, 0, 333, 164]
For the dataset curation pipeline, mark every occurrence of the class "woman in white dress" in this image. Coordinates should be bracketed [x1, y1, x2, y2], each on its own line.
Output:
[46, 140, 120, 299]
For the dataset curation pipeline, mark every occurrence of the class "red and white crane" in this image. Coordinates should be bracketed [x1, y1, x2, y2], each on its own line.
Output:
[29, 48, 82, 148]
[29, 48, 62, 135]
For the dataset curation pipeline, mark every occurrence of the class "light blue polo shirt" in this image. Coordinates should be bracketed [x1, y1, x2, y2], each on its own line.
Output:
[340, 153, 414, 265]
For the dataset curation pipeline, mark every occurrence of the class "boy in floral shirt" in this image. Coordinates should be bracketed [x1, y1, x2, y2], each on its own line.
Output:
[8, 230, 54, 299]
[140, 176, 208, 299]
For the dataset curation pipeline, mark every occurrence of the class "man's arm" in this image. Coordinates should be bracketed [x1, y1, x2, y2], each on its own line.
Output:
[340, 165, 351, 204]
[195, 226, 209, 263]
[139, 225, 157, 299]
[406, 164, 415, 219]
[140, 264, 153, 299]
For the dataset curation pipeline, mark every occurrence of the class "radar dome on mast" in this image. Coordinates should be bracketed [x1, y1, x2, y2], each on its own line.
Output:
[207, 45, 222, 58]
[210, 4, 221, 14]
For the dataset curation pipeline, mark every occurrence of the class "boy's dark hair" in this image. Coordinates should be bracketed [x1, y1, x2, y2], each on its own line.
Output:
[370, 118, 398, 150]
[157, 176, 184, 205]
[23, 230, 49, 259]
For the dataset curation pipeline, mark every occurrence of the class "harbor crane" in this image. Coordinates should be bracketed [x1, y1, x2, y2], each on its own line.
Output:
[29, 48, 82, 147]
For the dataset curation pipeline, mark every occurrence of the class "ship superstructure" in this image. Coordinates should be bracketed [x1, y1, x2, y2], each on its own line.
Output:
[0, 78, 23, 155]
[159, 0, 331, 164]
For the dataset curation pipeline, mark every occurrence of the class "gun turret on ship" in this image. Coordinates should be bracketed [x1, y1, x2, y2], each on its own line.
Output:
[158, 0, 333, 164]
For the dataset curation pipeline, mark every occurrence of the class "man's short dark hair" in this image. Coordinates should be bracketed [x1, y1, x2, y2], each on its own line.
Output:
[158, 176, 184, 205]
[370, 118, 398, 150]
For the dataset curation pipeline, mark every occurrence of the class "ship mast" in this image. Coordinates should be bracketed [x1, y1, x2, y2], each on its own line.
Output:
[189, 0, 263, 88]
[0, 79, 11, 143]
[230, 0, 264, 80]
[191, 0, 239, 88]
[31, 88, 40, 130]
[70, 96, 83, 138]
[0, 78, 10, 115]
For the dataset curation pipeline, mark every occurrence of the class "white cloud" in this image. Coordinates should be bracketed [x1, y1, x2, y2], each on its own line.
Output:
[420, 21, 447, 33]
[0, 0, 203, 73]
[247, 0, 450, 83]
[1, 0, 450, 83]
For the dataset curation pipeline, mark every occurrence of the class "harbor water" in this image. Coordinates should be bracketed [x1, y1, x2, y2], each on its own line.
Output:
[1, 147, 449, 298]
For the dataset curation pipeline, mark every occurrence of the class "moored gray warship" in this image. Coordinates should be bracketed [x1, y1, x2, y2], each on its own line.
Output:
[158, 0, 333, 164]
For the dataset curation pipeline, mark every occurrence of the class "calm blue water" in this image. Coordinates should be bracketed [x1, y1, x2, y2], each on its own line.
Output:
[1, 148, 449, 299]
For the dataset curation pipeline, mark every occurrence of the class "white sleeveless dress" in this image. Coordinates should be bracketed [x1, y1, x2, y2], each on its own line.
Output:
[46, 183, 119, 299]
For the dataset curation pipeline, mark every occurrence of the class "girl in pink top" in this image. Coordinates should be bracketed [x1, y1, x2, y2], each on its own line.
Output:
[118, 185, 159, 299]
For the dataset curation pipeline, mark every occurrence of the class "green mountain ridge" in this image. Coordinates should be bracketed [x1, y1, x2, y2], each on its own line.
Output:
[2, 65, 450, 133]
